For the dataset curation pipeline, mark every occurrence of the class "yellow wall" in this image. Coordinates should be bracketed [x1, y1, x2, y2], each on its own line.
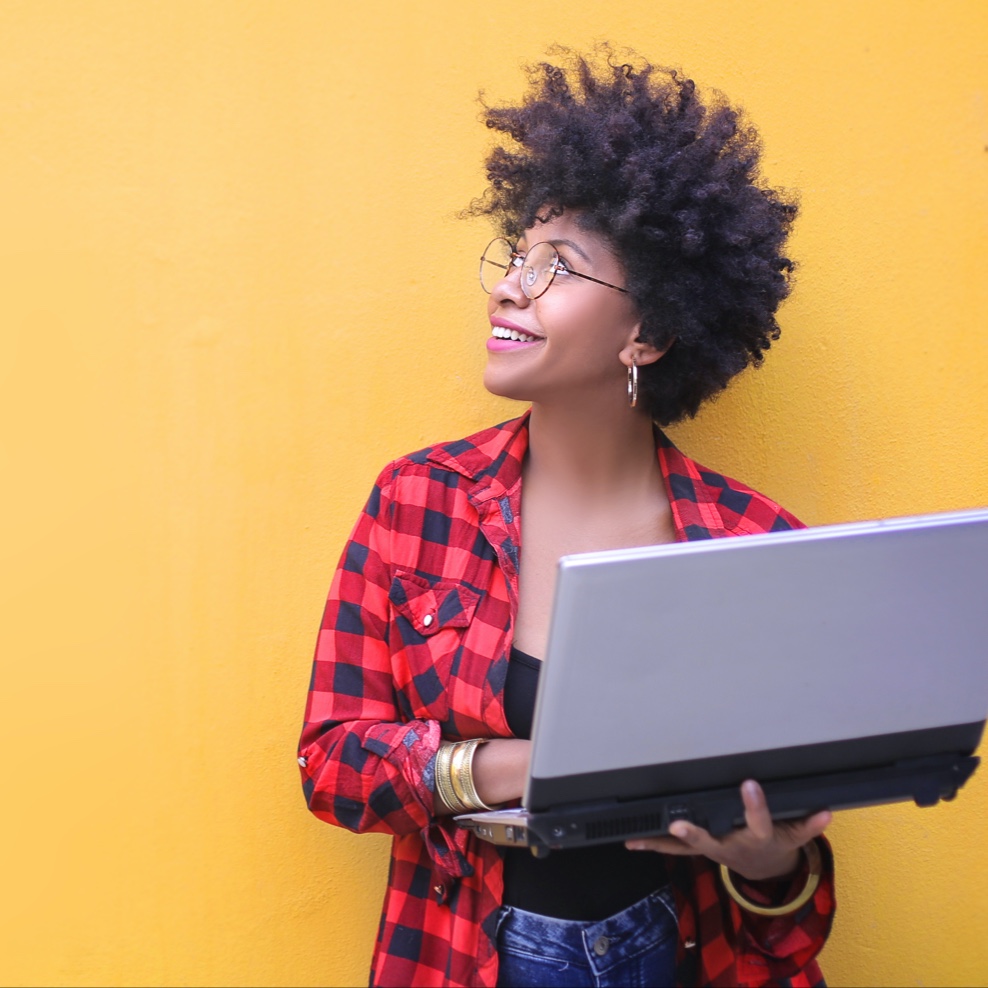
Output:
[1, 2, 985, 985]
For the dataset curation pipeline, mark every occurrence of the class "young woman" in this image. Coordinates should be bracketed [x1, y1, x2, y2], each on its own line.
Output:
[299, 49, 835, 988]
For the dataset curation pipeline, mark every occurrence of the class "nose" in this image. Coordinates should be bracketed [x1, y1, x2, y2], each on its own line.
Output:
[490, 261, 531, 308]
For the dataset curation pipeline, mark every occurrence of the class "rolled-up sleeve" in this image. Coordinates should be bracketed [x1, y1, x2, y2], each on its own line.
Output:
[735, 836, 835, 977]
[298, 464, 468, 877]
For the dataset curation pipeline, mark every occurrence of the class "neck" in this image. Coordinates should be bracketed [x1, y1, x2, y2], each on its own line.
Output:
[525, 396, 662, 502]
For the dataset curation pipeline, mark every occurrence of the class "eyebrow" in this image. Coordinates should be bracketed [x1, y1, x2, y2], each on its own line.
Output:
[516, 236, 593, 265]
[548, 238, 592, 264]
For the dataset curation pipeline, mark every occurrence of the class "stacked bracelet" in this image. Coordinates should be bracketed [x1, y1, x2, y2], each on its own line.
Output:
[434, 742, 464, 814]
[434, 739, 493, 814]
[719, 837, 823, 917]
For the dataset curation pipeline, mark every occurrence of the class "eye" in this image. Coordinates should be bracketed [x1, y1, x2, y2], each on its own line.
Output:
[553, 256, 571, 276]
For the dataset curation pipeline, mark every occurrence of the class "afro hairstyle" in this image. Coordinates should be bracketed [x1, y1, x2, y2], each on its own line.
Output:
[468, 46, 799, 425]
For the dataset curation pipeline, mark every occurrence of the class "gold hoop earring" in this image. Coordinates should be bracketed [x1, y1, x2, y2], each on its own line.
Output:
[627, 356, 638, 409]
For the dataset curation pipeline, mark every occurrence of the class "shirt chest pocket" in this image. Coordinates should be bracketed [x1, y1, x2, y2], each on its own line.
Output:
[388, 570, 481, 722]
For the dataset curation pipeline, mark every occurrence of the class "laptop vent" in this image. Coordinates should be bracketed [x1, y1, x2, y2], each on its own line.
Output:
[586, 812, 664, 841]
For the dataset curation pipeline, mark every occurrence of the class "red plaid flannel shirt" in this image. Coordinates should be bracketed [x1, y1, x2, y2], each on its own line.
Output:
[299, 413, 835, 987]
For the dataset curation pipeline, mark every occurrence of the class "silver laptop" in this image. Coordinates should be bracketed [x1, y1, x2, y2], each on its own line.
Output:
[457, 508, 988, 854]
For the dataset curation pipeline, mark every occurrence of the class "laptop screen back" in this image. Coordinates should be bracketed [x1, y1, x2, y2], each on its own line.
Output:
[525, 509, 988, 809]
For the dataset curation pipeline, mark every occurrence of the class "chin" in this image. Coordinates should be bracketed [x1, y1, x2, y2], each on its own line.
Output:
[482, 369, 532, 403]
[484, 385, 532, 405]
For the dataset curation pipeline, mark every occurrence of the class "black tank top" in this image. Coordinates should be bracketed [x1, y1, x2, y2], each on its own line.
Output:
[501, 646, 668, 920]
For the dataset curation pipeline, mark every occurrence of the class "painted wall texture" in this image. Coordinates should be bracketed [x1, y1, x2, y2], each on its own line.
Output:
[1, 2, 985, 986]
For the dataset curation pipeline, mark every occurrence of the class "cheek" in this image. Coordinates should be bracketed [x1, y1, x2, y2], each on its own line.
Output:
[538, 296, 631, 353]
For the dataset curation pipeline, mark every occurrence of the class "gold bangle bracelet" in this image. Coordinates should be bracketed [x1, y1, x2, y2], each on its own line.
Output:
[433, 743, 453, 812]
[449, 741, 472, 809]
[437, 739, 492, 814]
[453, 738, 492, 812]
[719, 838, 823, 917]
[434, 742, 469, 814]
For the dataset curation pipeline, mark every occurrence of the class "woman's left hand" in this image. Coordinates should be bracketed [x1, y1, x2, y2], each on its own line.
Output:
[625, 779, 832, 882]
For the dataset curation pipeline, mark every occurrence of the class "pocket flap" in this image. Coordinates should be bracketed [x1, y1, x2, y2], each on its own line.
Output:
[389, 571, 480, 637]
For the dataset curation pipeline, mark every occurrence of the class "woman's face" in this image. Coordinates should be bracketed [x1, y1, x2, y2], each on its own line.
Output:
[483, 211, 644, 406]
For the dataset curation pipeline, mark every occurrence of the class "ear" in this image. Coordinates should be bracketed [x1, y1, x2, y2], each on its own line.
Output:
[619, 332, 671, 370]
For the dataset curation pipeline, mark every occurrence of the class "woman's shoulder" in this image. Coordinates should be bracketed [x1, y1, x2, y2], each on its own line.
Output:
[378, 415, 528, 482]
[660, 436, 805, 537]
[370, 414, 530, 501]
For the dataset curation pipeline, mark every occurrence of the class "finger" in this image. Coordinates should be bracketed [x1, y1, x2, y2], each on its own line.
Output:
[626, 821, 710, 855]
[741, 780, 774, 841]
[625, 835, 697, 855]
[665, 820, 724, 860]
[782, 809, 833, 847]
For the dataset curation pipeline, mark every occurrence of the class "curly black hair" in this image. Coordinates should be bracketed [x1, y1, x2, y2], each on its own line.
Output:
[468, 47, 798, 425]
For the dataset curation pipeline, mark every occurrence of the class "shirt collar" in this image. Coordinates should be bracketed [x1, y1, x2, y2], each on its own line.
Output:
[424, 412, 530, 505]
[425, 411, 726, 540]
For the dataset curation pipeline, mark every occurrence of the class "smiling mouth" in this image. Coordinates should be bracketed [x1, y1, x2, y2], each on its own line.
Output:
[490, 326, 542, 343]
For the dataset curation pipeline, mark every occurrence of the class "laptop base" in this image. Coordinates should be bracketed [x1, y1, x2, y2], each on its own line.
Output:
[457, 754, 979, 854]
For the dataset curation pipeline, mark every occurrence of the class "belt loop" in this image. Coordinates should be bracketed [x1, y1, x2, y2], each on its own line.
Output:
[494, 905, 513, 937]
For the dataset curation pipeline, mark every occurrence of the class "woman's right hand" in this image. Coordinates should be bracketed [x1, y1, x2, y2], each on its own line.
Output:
[434, 738, 531, 814]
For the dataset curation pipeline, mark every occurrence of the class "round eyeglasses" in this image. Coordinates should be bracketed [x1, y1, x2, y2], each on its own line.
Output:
[479, 237, 628, 299]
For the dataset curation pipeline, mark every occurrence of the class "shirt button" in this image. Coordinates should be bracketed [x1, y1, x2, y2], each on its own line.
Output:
[434, 883, 445, 898]
[684, 938, 697, 950]
[297, 756, 307, 767]
[422, 613, 434, 628]
[593, 935, 610, 957]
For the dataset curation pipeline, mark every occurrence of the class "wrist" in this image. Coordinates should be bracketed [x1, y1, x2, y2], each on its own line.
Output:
[739, 846, 802, 883]
[471, 738, 530, 807]
[720, 839, 822, 917]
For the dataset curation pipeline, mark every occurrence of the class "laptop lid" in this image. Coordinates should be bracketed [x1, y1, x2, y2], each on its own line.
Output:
[524, 508, 988, 813]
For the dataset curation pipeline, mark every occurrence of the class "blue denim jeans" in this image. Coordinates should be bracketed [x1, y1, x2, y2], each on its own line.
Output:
[495, 886, 678, 987]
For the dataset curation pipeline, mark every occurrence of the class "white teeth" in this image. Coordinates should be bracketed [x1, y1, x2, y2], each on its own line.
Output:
[490, 326, 540, 343]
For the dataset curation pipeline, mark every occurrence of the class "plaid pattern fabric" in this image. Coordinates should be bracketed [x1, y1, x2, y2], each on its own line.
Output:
[299, 412, 835, 987]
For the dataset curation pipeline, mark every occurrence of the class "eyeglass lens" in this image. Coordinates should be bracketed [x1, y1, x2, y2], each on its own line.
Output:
[479, 238, 558, 299]
[479, 238, 512, 294]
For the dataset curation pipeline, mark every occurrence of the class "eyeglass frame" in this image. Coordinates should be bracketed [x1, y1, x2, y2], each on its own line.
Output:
[479, 237, 629, 299]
